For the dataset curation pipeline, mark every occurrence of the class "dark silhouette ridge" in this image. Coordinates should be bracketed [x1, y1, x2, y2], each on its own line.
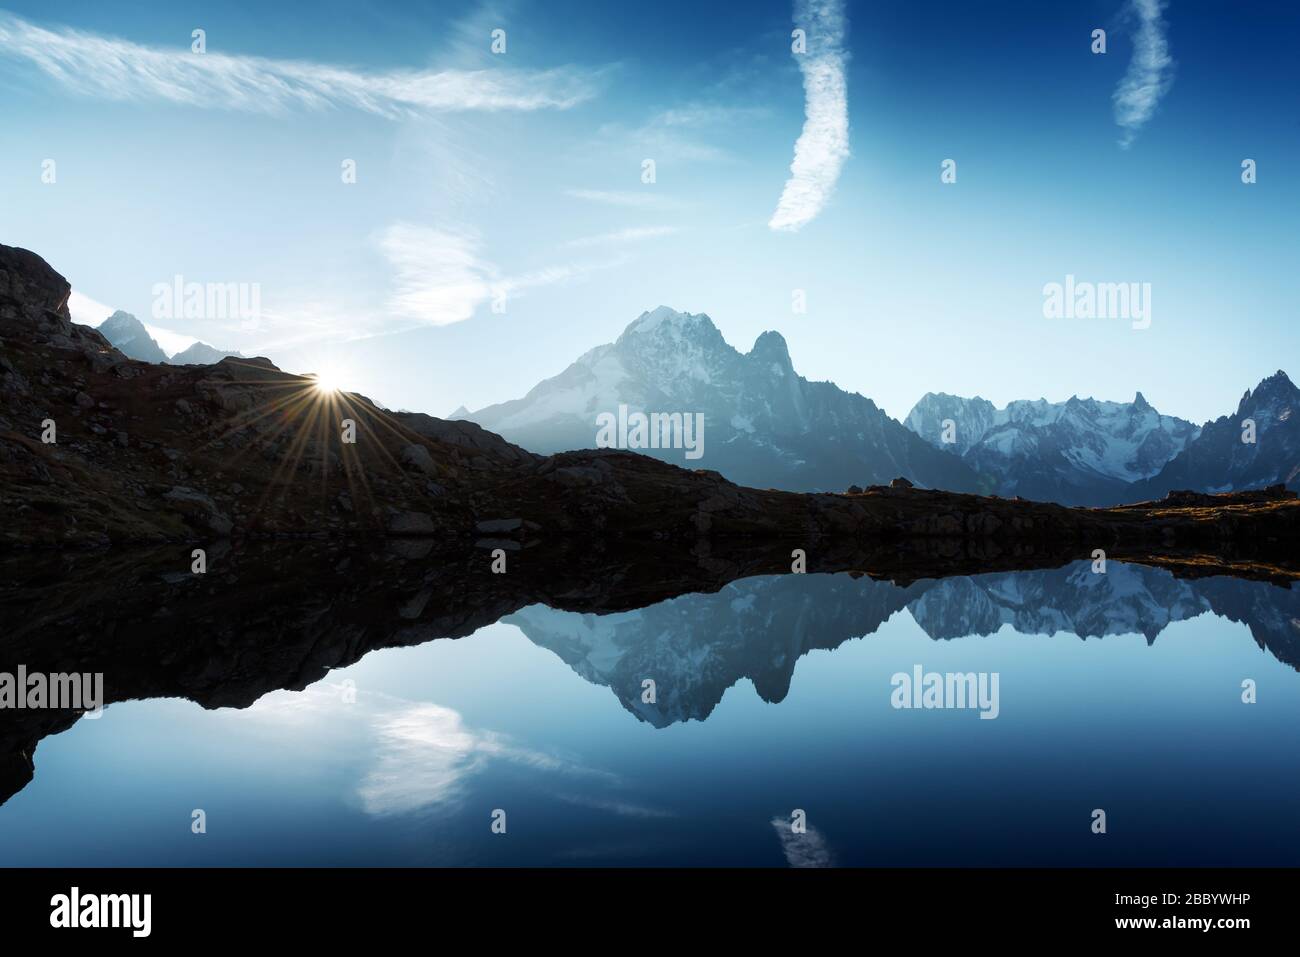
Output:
[3, 243, 1298, 559]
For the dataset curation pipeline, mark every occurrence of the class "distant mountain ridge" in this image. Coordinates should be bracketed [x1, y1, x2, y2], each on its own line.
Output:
[170, 340, 243, 365]
[464, 306, 979, 493]
[96, 309, 240, 365]
[906, 372, 1298, 504]
[905, 391, 1201, 504]
[98, 310, 167, 363]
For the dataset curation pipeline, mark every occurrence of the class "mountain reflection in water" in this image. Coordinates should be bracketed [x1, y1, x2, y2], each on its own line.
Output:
[2, 544, 1298, 866]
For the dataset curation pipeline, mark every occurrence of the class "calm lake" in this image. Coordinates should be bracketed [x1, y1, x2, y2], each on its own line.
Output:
[2, 560, 1298, 866]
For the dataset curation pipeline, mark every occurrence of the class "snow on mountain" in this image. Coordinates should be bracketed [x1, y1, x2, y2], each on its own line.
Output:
[93, 309, 237, 366]
[905, 390, 1200, 503]
[505, 573, 923, 727]
[505, 565, 1300, 727]
[168, 341, 242, 365]
[1134, 370, 1300, 498]
[96, 310, 168, 364]
[906, 561, 1209, 643]
[465, 307, 978, 493]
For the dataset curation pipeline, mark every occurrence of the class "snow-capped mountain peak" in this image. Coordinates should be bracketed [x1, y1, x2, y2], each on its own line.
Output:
[622, 304, 703, 336]
[1132, 369, 1298, 499]
[905, 390, 1201, 503]
[465, 306, 978, 493]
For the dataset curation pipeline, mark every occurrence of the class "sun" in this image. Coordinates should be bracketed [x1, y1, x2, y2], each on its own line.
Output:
[313, 370, 342, 394]
[309, 360, 353, 396]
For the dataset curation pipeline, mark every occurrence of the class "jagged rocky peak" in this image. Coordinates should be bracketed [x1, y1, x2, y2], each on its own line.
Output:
[100, 309, 143, 331]
[749, 330, 793, 371]
[903, 392, 999, 455]
[904, 387, 1202, 500]
[1240, 369, 1298, 411]
[616, 306, 725, 352]
[97, 309, 167, 363]
[623, 304, 706, 333]
[462, 304, 982, 493]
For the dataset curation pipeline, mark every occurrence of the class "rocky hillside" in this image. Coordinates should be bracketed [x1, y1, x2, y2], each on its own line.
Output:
[2, 243, 1298, 563]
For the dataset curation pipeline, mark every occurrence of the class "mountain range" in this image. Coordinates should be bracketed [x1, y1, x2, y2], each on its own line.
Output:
[906, 373, 1299, 504]
[460, 306, 979, 493]
[460, 306, 1298, 505]
[508, 561, 1300, 727]
[904, 391, 1203, 504]
[97, 309, 241, 365]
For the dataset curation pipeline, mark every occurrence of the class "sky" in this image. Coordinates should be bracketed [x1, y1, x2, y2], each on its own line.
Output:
[0, 0, 1295, 425]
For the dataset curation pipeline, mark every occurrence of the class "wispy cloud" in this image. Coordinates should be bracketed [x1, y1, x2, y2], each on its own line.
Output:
[562, 226, 680, 248]
[589, 101, 764, 166]
[358, 703, 521, 815]
[378, 222, 624, 327]
[247, 685, 639, 819]
[564, 189, 682, 210]
[379, 224, 499, 327]
[769, 0, 850, 232]
[1112, 0, 1174, 149]
[0, 11, 604, 116]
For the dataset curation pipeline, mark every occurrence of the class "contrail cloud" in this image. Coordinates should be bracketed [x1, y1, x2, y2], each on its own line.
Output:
[1112, 0, 1174, 148]
[768, 0, 850, 232]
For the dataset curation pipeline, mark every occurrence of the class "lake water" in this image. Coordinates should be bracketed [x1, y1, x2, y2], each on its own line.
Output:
[2, 560, 1298, 866]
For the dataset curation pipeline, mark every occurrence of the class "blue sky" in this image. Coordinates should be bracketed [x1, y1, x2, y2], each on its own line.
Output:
[0, 0, 1295, 424]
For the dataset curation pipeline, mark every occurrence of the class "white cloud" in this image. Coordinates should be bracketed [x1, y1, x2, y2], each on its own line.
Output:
[0, 11, 603, 117]
[1112, 0, 1174, 149]
[769, 0, 850, 232]
[358, 703, 503, 815]
[564, 189, 681, 210]
[377, 222, 626, 328]
[562, 225, 680, 248]
[379, 224, 499, 327]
